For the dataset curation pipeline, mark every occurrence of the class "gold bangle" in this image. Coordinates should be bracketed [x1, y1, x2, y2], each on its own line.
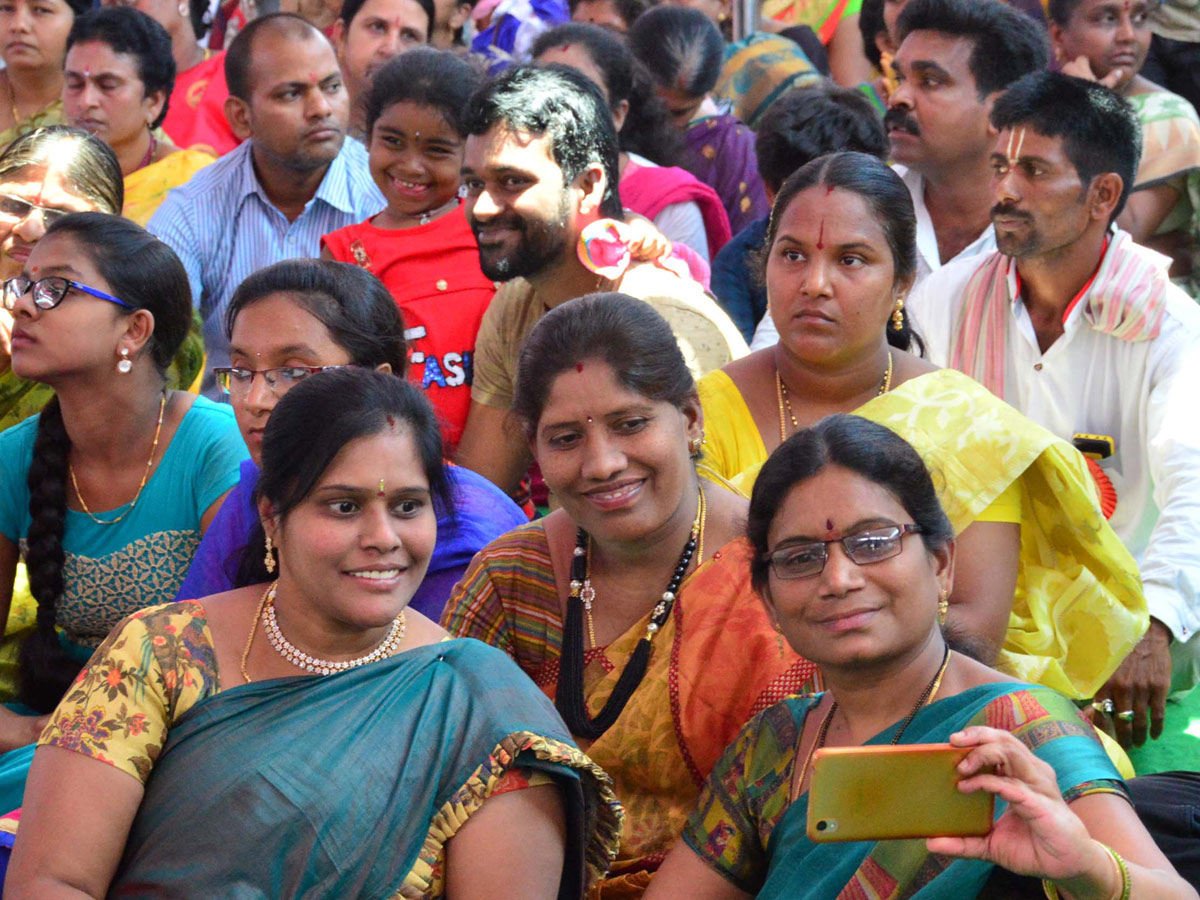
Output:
[1099, 844, 1132, 900]
[1041, 844, 1130, 900]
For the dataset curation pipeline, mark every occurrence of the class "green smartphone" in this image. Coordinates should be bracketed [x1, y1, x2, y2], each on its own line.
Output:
[806, 743, 995, 842]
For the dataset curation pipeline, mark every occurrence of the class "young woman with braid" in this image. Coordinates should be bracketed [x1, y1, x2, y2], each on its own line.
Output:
[0, 213, 245, 809]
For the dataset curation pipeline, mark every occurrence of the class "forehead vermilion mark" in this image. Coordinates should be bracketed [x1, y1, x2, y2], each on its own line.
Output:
[386, 414, 396, 427]
[825, 185, 835, 196]
[825, 518, 834, 532]
[576, 362, 584, 373]
[816, 219, 825, 251]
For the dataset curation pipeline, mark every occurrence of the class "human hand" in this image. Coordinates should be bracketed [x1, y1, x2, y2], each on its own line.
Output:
[1094, 618, 1172, 747]
[622, 214, 673, 263]
[1058, 54, 1125, 89]
[926, 727, 1114, 888]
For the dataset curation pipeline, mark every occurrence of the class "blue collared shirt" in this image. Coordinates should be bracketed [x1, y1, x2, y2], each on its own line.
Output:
[148, 138, 385, 396]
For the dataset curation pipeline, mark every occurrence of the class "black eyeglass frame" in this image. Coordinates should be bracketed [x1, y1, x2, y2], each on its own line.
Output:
[762, 524, 926, 579]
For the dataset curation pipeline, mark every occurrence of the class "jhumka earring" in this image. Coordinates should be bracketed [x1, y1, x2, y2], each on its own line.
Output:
[264, 534, 277, 574]
[892, 297, 905, 331]
[937, 588, 949, 625]
[774, 619, 785, 658]
[117, 348, 132, 374]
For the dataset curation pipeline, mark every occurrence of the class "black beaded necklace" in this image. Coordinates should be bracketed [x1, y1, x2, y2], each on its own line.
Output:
[555, 505, 702, 741]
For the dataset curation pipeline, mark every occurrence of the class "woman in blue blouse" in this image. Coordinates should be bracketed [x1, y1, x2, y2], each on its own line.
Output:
[0, 213, 246, 798]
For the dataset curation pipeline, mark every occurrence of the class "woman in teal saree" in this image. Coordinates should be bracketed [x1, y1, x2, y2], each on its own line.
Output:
[644, 415, 1194, 900]
[5, 369, 621, 899]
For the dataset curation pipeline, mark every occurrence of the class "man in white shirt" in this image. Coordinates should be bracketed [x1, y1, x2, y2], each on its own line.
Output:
[909, 71, 1200, 748]
[887, 0, 1049, 279]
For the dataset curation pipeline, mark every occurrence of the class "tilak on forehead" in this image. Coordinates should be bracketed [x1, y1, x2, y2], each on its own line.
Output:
[378, 479, 386, 497]
[1005, 127, 1027, 167]
[825, 518, 835, 533]
[816, 219, 825, 251]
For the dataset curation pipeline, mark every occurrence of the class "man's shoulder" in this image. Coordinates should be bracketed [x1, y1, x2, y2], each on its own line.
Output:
[151, 143, 251, 214]
[911, 251, 997, 305]
[1160, 282, 1200, 337]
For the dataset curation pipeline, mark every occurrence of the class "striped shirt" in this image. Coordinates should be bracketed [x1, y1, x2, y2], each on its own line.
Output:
[147, 138, 385, 396]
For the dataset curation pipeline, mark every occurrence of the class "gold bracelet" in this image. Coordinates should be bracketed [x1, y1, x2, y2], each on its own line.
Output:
[1041, 843, 1131, 900]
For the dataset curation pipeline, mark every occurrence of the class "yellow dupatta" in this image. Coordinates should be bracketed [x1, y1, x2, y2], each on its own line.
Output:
[724, 369, 1147, 700]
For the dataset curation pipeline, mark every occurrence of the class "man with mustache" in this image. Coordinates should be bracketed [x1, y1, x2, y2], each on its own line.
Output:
[148, 13, 383, 396]
[454, 64, 746, 498]
[332, 0, 433, 142]
[887, 0, 1048, 281]
[908, 71, 1200, 754]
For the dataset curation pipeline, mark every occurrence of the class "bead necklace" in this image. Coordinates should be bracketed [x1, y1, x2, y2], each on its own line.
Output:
[776, 351, 893, 444]
[240, 581, 406, 681]
[69, 391, 166, 526]
[790, 645, 952, 802]
[557, 485, 707, 741]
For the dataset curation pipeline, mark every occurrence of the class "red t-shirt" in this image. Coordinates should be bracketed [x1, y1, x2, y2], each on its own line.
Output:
[322, 205, 497, 451]
[162, 52, 241, 158]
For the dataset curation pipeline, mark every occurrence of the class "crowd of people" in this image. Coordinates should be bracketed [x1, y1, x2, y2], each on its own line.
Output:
[0, 0, 1195, 894]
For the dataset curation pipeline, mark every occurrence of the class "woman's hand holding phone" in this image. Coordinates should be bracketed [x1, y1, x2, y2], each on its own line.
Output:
[927, 726, 1118, 897]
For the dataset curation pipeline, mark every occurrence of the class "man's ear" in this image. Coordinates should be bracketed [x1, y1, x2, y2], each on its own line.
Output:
[330, 17, 347, 58]
[225, 95, 252, 141]
[575, 162, 608, 217]
[1090, 172, 1124, 223]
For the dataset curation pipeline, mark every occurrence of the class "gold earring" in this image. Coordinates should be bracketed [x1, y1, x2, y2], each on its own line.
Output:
[937, 588, 949, 626]
[264, 534, 276, 575]
[688, 436, 703, 458]
[774, 619, 785, 658]
[892, 297, 905, 331]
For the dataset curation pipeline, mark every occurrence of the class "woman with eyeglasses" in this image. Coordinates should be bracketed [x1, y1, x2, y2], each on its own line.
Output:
[443, 293, 815, 897]
[0, 212, 245, 809]
[176, 258, 528, 620]
[0, 127, 204, 431]
[643, 414, 1196, 900]
[697, 152, 1146, 712]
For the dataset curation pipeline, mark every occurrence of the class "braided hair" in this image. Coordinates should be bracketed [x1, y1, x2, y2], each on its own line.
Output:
[18, 213, 192, 712]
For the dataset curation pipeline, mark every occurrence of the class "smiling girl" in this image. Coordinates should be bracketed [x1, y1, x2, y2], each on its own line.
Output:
[322, 47, 493, 452]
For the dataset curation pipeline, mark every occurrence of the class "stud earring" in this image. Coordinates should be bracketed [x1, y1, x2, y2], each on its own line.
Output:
[264, 534, 277, 575]
[688, 436, 704, 458]
[937, 588, 949, 626]
[892, 297, 905, 331]
[117, 348, 133, 374]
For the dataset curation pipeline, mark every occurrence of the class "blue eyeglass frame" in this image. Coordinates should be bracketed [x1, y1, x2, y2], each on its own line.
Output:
[1, 275, 136, 312]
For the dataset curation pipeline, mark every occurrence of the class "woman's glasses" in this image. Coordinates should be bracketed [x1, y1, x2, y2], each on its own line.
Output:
[212, 365, 350, 397]
[762, 524, 925, 579]
[2, 275, 134, 312]
[0, 193, 72, 228]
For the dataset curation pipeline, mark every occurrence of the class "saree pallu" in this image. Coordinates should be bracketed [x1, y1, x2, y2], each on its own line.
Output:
[716, 33, 823, 132]
[719, 369, 1146, 700]
[443, 529, 817, 898]
[684, 683, 1127, 899]
[680, 114, 770, 236]
[110, 639, 622, 899]
[1130, 90, 1200, 297]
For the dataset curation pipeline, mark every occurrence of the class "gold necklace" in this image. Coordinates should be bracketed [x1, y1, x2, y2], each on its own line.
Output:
[239, 582, 274, 683]
[69, 391, 167, 526]
[790, 646, 952, 801]
[5, 73, 56, 129]
[775, 351, 894, 443]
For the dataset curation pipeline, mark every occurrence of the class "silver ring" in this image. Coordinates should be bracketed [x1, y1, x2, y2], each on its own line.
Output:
[1116, 710, 1135, 721]
[1092, 698, 1115, 715]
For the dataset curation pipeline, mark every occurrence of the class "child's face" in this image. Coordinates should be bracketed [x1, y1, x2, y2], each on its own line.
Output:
[368, 100, 464, 219]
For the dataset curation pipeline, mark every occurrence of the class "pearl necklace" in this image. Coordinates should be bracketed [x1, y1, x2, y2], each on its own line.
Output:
[253, 582, 407, 677]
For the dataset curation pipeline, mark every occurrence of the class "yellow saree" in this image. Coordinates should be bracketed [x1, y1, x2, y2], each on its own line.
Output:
[123, 149, 215, 226]
[700, 367, 1147, 700]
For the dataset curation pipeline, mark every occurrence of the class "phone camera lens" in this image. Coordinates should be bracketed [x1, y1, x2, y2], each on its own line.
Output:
[817, 820, 827, 831]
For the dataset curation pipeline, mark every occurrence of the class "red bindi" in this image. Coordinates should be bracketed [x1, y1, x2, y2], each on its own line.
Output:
[576, 363, 584, 373]
[825, 518, 834, 531]
[816, 219, 825, 251]
[826, 185, 835, 196]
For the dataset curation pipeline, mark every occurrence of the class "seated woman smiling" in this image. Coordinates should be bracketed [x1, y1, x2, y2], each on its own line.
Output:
[644, 415, 1196, 900]
[6, 368, 621, 899]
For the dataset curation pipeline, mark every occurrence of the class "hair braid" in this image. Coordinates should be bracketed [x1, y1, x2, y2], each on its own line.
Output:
[18, 398, 84, 712]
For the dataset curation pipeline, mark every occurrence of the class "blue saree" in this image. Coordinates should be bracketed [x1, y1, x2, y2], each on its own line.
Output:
[682, 682, 1127, 900]
[108, 638, 621, 899]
